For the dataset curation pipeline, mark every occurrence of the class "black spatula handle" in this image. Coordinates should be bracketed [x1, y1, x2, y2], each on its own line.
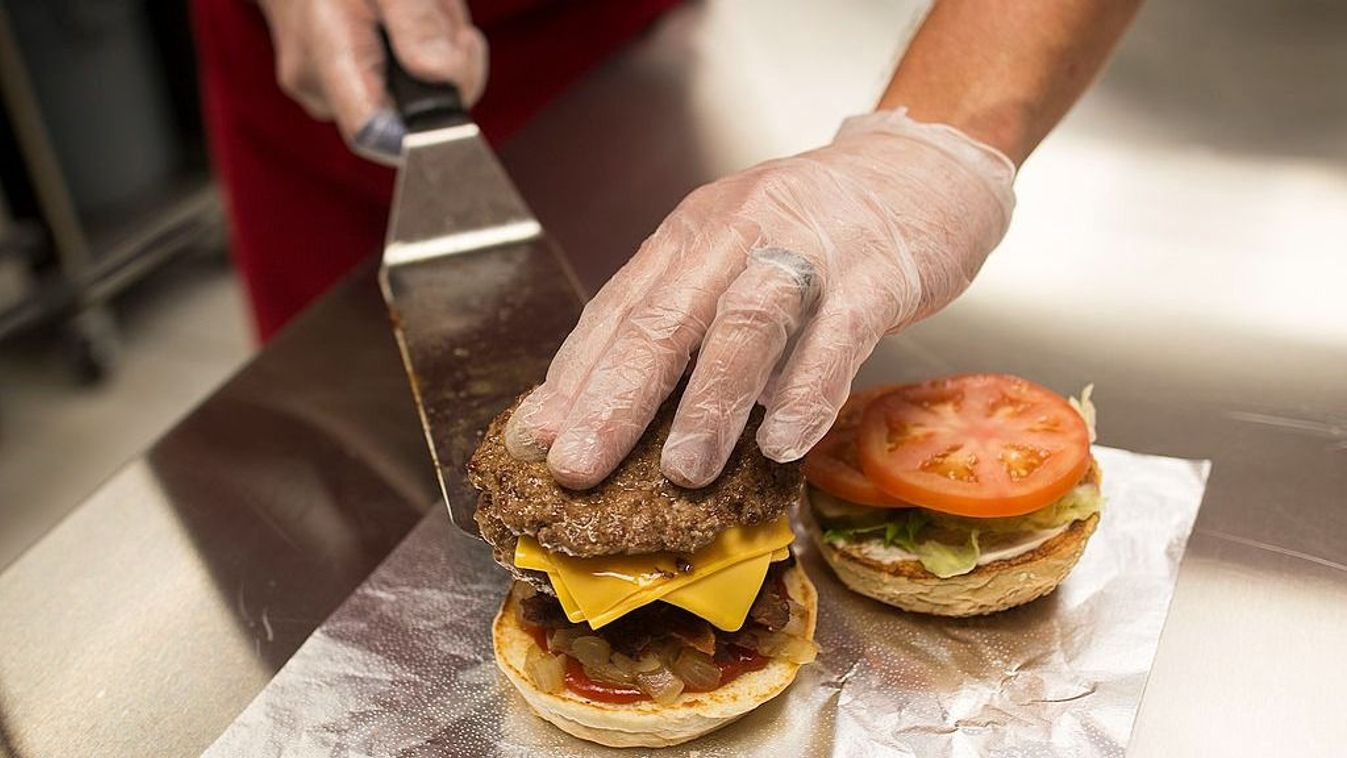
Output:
[381, 29, 468, 132]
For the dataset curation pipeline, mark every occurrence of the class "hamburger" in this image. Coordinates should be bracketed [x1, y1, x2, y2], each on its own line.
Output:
[468, 391, 818, 748]
[801, 373, 1102, 617]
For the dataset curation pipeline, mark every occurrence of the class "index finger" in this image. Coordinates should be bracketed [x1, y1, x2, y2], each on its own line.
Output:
[504, 227, 678, 459]
[661, 248, 819, 487]
[544, 221, 753, 488]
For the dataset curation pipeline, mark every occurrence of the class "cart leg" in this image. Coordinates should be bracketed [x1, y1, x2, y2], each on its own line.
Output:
[64, 304, 118, 385]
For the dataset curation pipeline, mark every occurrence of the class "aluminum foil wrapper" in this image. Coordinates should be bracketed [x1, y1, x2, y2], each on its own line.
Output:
[206, 446, 1208, 757]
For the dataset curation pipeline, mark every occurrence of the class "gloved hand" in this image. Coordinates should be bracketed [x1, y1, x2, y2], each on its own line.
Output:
[258, 0, 488, 164]
[506, 109, 1017, 489]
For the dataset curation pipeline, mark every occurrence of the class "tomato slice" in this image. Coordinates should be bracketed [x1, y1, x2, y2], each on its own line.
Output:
[856, 374, 1090, 517]
[802, 386, 909, 507]
[803, 431, 904, 506]
[832, 385, 898, 432]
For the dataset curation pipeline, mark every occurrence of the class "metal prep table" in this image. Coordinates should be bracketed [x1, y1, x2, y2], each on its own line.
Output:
[1, 1, 1343, 755]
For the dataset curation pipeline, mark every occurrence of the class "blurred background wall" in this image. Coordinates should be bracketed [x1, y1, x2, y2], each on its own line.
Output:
[0, 0, 247, 566]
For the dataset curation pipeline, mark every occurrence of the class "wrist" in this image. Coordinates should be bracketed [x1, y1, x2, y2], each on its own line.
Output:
[835, 109, 1017, 207]
[876, 85, 1039, 166]
[892, 98, 1036, 166]
[874, 1, 1141, 166]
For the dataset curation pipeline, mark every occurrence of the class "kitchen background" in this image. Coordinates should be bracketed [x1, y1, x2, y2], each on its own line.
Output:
[1, 0, 1344, 573]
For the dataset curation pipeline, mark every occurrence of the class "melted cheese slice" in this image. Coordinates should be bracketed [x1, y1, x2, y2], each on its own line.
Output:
[514, 516, 794, 631]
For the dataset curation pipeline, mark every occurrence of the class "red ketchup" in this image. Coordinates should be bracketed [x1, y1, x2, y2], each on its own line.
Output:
[562, 657, 648, 703]
[715, 644, 770, 686]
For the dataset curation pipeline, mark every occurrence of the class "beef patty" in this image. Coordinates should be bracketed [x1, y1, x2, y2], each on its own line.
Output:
[469, 389, 803, 561]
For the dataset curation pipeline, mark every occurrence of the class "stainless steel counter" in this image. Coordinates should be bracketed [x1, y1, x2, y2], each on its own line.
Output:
[0, 270, 439, 757]
[2, 0, 1344, 755]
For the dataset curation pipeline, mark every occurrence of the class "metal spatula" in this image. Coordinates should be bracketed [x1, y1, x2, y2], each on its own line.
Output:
[378, 45, 583, 536]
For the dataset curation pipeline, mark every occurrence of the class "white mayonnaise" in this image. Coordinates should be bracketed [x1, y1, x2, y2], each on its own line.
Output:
[846, 523, 1071, 568]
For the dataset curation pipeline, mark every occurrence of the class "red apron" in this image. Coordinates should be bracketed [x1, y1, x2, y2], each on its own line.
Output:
[192, 0, 680, 340]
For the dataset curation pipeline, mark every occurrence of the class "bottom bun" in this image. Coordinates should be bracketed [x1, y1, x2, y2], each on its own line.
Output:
[492, 564, 817, 748]
[804, 505, 1098, 617]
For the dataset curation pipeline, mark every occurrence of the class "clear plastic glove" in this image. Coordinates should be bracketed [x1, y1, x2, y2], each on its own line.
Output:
[258, 0, 488, 164]
[506, 109, 1017, 489]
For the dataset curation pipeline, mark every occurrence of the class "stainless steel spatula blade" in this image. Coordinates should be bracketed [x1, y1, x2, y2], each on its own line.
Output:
[378, 50, 583, 535]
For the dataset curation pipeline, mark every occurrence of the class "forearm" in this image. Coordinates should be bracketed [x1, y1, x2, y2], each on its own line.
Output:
[880, 0, 1142, 164]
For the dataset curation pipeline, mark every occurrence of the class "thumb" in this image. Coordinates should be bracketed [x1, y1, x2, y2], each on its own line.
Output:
[313, 8, 400, 161]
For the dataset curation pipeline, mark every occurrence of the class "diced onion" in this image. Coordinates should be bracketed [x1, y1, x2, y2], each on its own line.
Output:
[547, 627, 584, 654]
[739, 629, 777, 655]
[611, 652, 640, 674]
[780, 600, 806, 637]
[635, 666, 685, 704]
[525, 646, 565, 693]
[651, 639, 684, 668]
[512, 586, 538, 624]
[741, 630, 818, 664]
[612, 652, 660, 675]
[673, 623, 717, 655]
[584, 662, 634, 685]
[672, 648, 721, 691]
[777, 636, 818, 664]
[570, 635, 611, 668]
[633, 653, 663, 673]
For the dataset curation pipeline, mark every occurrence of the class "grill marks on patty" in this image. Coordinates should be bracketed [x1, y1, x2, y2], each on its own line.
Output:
[469, 390, 803, 559]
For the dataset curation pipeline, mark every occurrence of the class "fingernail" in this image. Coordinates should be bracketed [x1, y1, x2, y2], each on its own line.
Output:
[352, 107, 405, 165]
[548, 431, 606, 489]
[504, 416, 548, 461]
[756, 422, 808, 463]
[504, 389, 563, 461]
[503, 395, 549, 460]
[661, 434, 717, 488]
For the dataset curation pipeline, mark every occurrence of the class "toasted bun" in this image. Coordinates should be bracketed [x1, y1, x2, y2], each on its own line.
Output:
[492, 564, 818, 748]
[803, 502, 1098, 617]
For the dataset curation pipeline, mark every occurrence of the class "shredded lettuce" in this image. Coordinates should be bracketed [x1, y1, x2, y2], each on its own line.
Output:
[931, 484, 1103, 536]
[811, 488, 892, 526]
[822, 520, 902, 547]
[817, 484, 1103, 579]
[909, 532, 981, 578]
[889, 510, 928, 551]
[821, 509, 925, 550]
[1070, 383, 1097, 442]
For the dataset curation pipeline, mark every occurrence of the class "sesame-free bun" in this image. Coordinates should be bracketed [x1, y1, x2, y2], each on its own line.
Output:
[803, 497, 1098, 617]
[491, 564, 817, 748]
